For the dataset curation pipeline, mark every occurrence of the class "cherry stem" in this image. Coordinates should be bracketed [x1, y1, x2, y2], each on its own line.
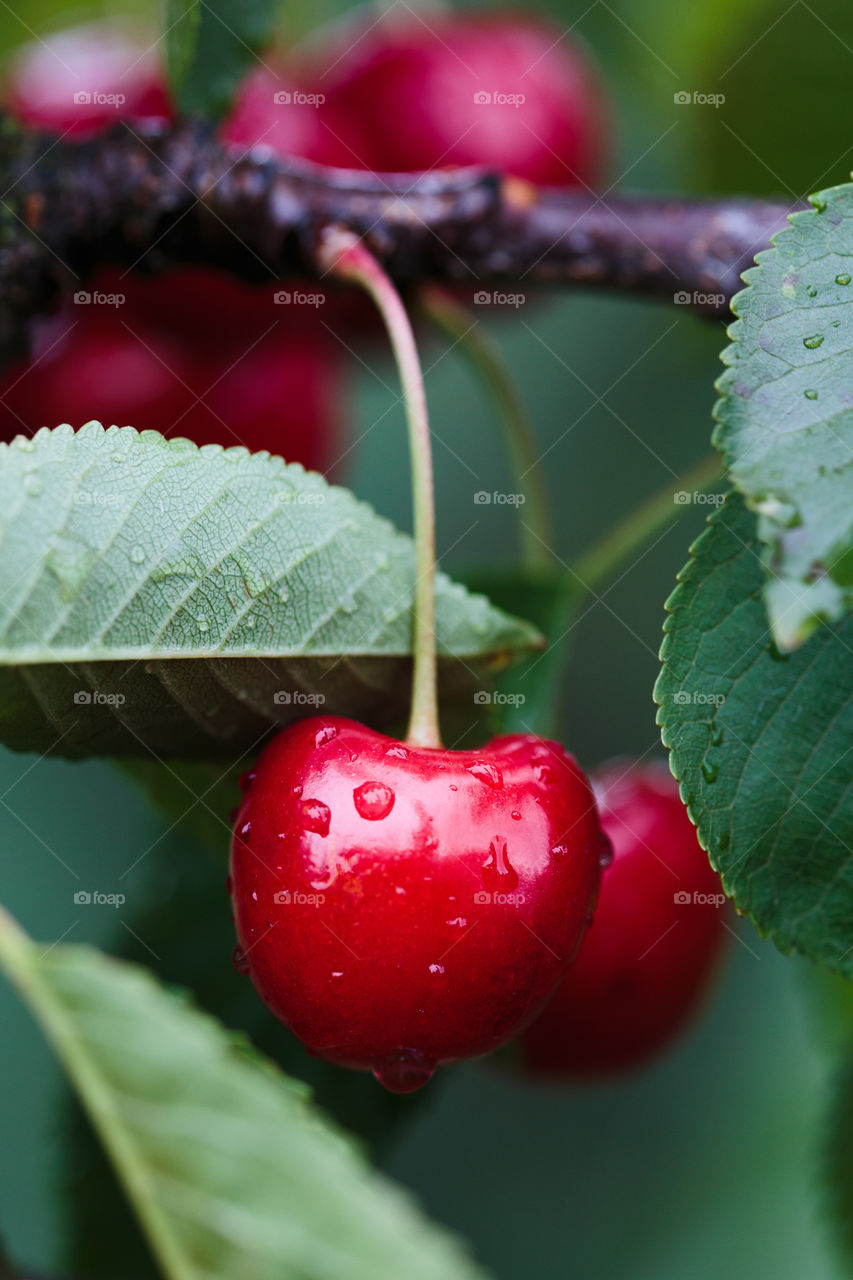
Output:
[420, 285, 554, 569]
[572, 452, 725, 592]
[318, 227, 442, 749]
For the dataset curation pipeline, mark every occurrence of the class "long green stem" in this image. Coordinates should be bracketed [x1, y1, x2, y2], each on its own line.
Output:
[319, 228, 441, 748]
[572, 452, 724, 592]
[420, 285, 554, 568]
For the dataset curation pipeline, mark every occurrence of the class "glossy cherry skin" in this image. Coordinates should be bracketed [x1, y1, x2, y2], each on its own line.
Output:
[308, 10, 611, 185]
[230, 716, 608, 1092]
[520, 760, 729, 1077]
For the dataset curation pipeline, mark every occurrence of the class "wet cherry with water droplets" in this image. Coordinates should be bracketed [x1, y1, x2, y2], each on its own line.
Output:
[230, 716, 605, 1092]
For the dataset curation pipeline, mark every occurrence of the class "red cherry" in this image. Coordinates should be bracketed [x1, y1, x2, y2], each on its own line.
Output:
[224, 63, 350, 167]
[230, 716, 607, 1092]
[0, 267, 344, 467]
[4, 20, 170, 136]
[1, 32, 347, 466]
[306, 10, 611, 185]
[519, 760, 729, 1077]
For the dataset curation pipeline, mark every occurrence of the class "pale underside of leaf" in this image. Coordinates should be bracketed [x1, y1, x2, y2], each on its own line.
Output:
[714, 183, 853, 650]
[0, 425, 540, 757]
[0, 910, 489, 1280]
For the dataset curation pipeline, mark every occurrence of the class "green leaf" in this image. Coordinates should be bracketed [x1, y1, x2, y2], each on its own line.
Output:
[162, 0, 276, 122]
[655, 492, 853, 974]
[163, 0, 202, 96]
[0, 424, 539, 759]
[0, 907, 488, 1280]
[714, 184, 853, 649]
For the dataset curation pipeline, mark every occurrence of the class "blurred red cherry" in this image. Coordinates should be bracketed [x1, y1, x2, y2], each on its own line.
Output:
[0, 26, 347, 467]
[519, 760, 729, 1077]
[303, 9, 611, 185]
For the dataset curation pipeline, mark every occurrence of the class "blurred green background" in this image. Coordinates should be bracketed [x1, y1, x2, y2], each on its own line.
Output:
[1, 0, 851, 1276]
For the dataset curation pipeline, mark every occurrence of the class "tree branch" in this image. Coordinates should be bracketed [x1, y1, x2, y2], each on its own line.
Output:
[0, 114, 797, 360]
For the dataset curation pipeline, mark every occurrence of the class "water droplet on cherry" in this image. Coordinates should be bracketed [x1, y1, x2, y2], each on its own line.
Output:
[599, 835, 614, 868]
[232, 945, 251, 976]
[353, 781, 395, 820]
[301, 799, 331, 836]
[482, 837, 518, 890]
[511, 810, 521, 820]
[467, 761, 503, 788]
[385, 745, 409, 760]
[372, 1049, 436, 1094]
[551, 843, 569, 860]
[292, 784, 303, 797]
[315, 725, 338, 748]
[238, 770, 256, 792]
